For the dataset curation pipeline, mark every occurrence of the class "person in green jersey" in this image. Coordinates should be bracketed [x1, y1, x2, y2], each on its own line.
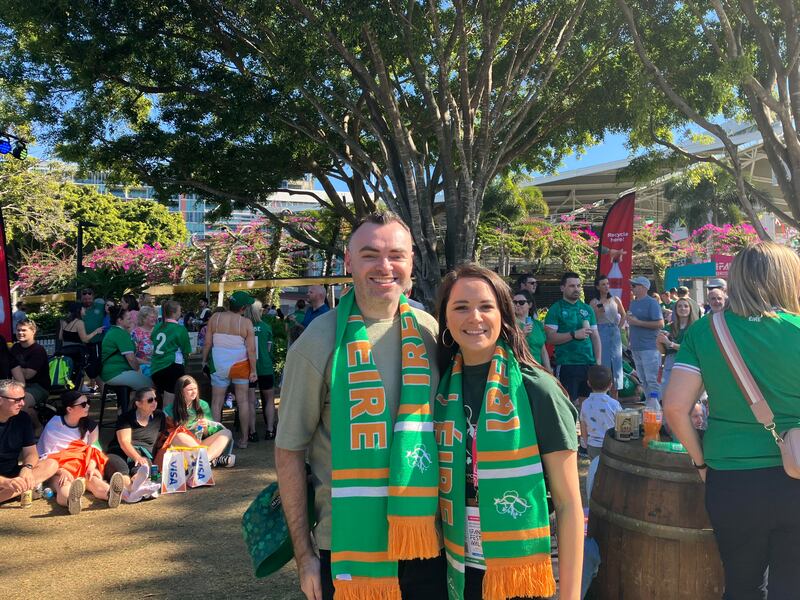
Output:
[243, 300, 276, 441]
[665, 243, 800, 598]
[81, 287, 106, 386]
[545, 271, 601, 404]
[100, 307, 153, 407]
[512, 289, 551, 372]
[436, 264, 581, 600]
[150, 300, 192, 409]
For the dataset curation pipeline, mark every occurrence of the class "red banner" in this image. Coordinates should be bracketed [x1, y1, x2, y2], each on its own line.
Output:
[0, 207, 10, 341]
[711, 254, 734, 279]
[596, 192, 636, 308]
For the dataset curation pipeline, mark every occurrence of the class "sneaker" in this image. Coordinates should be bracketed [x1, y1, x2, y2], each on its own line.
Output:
[68, 478, 85, 515]
[108, 472, 124, 509]
[211, 453, 236, 468]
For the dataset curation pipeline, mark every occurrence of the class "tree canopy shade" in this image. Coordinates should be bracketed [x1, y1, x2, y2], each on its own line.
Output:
[0, 0, 635, 301]
[616, 0, 800, 237]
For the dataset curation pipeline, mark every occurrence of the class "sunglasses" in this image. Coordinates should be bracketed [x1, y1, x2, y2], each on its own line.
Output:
[1, 395, 25, 403]
[73, 401, 91, 408]
[141, 396, 157, 404]
[513, 300, 529, 306]
[527, 280, 537, 285]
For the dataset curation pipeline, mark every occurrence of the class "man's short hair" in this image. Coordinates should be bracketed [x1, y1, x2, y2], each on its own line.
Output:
[560, 272, 581, 286]
[16, 318, 37, 333]
[587, 365, 612, 392]
[0, 379, 24, 396]
[347, 211, 410, 247]
[80, 287, 95, 296]
[676, 286, 690, 296]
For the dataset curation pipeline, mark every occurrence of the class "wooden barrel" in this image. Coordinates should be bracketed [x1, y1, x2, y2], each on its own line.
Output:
[587, 433, 724, 599]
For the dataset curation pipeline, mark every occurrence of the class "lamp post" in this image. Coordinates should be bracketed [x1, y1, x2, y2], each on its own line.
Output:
[76, 220, 96, 298]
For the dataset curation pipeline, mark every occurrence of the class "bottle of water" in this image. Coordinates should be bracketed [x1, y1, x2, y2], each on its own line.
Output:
[224, 391, 235, 409]
[646, 391, 662, 411]
[42, 487, 54, 500]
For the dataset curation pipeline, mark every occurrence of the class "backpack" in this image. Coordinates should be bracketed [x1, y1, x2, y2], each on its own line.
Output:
[49, 355, 75, 390]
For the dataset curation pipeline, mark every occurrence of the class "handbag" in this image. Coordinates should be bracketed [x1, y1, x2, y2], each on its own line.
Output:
[710, 311, 800, 478]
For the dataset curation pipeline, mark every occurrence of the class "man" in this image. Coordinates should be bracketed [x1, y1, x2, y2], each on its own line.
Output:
[192, 297, 211, 329]
[0, 380, 58, 503]
[545, 272, 601, 404]
[626, 276, 665, 398]
[301, 285, 330, 329]
[276, 212, 443, 600]
[515, 273, 538, 312]
[706, 281, 728, 315]
[10, 320, 50, 434]
[80, 287, 105, 384]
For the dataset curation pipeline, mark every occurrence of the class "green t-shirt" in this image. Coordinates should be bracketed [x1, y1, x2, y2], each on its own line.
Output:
[518, 317, 547, 362]
[675, 311, 800, 470]
[149, 321, 192, 375]
[544, 299, 597, 365]
[101, 325, 135, 382]
[82, 299, 105, 343]
[254, 319, 274, 376]
[662, 323, 688, 356]
[163, 398, 223, 436]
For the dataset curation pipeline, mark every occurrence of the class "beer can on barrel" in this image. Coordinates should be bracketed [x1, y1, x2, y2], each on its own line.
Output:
[615, 411, 634, 441]
[627, 409, 641, 440]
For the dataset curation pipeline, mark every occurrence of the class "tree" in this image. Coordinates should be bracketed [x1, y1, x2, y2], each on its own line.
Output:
[662, 165, 745, 232]
[616, 0, 800, 237]
[0, 1, 635, 303]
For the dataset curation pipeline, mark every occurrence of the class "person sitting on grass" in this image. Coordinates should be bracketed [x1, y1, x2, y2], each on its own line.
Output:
[162, 375, 235, 468]
[104, 387, 166, 501]
[0, 380, 59, 503]
[37, 391, 125, 515]
[580, 365, 623, 460]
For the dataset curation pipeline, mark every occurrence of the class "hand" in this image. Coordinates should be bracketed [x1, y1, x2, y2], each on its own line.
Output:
[627, 316, 639, 326]
[296, 553, 322, 600]
[8, 477, 27, 494]
[523, 322, 533, 334]
[18, 466, 36, 490]
[56, 469, 73, 488]
[573, 329, 588, 340]
[134, 456, 150, 468]
[249, 370, 258, 383]
[657, 332, 669, 344]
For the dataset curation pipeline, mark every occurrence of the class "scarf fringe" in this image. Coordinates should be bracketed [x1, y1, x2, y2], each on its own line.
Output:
[387, 515, 441, 560]
[482, 557, 556, 600]
[333, 579, 402, 600]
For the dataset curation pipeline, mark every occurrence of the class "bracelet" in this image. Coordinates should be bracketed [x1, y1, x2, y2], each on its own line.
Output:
[21, 463, 33, 470]
[691, 459, 708, 470]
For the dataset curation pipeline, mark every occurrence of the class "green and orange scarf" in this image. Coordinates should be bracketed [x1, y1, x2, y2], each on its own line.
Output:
[330, 290, 439, 600]
[435, 342, 555, 600]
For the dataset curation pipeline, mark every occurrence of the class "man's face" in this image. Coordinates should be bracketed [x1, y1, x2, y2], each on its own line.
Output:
[345, 222, 413, 310]
[521, 277, 537, 293]
[16, 324, 34, 344]
[81, 290, 94, 307]
[691, 404, 705, 429]
[708, 288, 727, 313]
[561, 277, 582, 301]
[0, 386, 26, 418]
[306, 287, 325, 307]
[631, 283, 647, 299]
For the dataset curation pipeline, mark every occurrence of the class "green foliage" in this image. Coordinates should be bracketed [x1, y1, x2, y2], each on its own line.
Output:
[26, 302, 68, 335]
[662, 165, 744, 232]
[76, 267, 147, 303]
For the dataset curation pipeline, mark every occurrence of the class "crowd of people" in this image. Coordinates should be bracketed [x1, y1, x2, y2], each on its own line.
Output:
[3, 208, 798, 599]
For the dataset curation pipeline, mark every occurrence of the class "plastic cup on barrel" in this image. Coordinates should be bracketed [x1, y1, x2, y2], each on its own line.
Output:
[642, 409, 663, 447]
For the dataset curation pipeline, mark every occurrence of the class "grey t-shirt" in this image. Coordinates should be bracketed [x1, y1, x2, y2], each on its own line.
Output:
[628, 295, 663, 350]
[275, 305, 439, 550]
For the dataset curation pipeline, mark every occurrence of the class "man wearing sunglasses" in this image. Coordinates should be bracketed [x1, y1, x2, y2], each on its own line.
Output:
[0, 380, 58, 502]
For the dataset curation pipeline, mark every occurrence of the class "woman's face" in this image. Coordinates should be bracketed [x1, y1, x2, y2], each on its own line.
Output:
[67, 396, 90, 418]
[446, 277, 503, 365]
[119, 311, 133, 331]
[136, 391, 158, 416]
[183, 382, 198, 404]
[121, 298, 130, 310]
[675, 299, 691, 319]
[596, 278, 610, 295]
[512, 294, 530, 320]
[145, 312, 158, 328]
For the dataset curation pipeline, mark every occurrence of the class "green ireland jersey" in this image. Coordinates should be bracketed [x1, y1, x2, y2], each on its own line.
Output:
[83, 299, 105, 343]
[254, 319, 274, 376]
[544, 299, 596, 365]
[150, 321, 192, 375]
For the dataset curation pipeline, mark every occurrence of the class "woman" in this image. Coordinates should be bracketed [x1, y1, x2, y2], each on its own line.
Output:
[436, 264, 583, 600]
[104, 387, 166, 498]
[130, 305, 158, 377]
[149, 300, 192, 408]
[590, 275, 626, 397]
[664, 243, 800, 599]
[37, 391, 124, 515]
[244, 300, 276, 440]
[101, 306, 153, 393]
[58, 302, 103, 387]
[121, 293, 140, 328]
[162, 375, 235, 468]
[512, 289, 551, 372]
[201, 291, 257, 448]
[657, 297, 694, 391]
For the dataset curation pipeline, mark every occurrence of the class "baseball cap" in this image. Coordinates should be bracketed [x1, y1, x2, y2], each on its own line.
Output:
[705, 278, 727, 290]
[60, 390, 85, 409]
[630, 276, 651, 290]
[230, 290, 256, 309]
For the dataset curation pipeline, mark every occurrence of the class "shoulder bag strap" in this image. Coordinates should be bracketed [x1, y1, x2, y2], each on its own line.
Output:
[709, 311, 783, 442]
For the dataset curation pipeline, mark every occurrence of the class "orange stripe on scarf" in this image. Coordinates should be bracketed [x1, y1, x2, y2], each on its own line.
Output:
[481, 526, 550, 542]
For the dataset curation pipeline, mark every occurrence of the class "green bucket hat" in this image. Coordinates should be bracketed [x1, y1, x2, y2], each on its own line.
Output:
[241, 481, 316, 578]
